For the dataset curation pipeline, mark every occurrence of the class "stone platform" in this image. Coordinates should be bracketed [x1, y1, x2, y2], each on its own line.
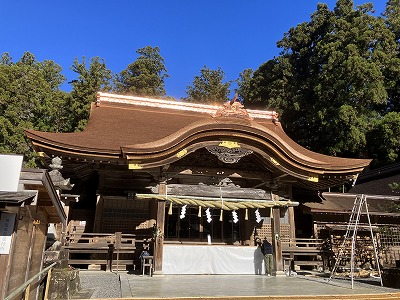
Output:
[72, 270, 400, 300]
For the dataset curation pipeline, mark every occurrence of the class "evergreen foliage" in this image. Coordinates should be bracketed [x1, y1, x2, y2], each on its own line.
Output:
[0, 52, 69, 166]
[236, 68, 254, 103]
[114, 46, 169, 97]
[247, 0, 400, 167]
[183, 66, 231, 103]
[69, 57, 112, 131]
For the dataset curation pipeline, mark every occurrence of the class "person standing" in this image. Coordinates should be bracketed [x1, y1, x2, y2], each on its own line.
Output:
[260, 237, 274, 276]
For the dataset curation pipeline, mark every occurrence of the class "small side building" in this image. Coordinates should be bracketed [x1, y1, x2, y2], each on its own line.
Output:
[300, 163, 400, 269]
[0, 158, 66, 300]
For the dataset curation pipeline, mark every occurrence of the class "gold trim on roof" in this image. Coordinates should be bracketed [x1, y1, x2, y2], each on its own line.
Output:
[128, 162, 143, 169]
[219, 141, 240, 149]
[270, 157, 280, 166]
[176, 149, 188, 158]
[307, 175, 319, 182]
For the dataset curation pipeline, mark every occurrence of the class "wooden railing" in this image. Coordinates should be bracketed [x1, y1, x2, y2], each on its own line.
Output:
[281, 238, 325, 269]
[63, 232, 152, 270]
[282, 238, 324, 251]
[5, 262, 57, 300]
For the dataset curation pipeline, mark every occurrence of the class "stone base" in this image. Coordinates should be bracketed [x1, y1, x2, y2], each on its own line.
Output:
[47, 268, 80, 299]
[152, 271, 164, 276]
[43, 250, 68, 269]
[275, 270, 286, 277]
[88, 264, 102, 270]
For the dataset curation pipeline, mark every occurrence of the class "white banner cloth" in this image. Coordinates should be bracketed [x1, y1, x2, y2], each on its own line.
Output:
[163, 244, 265, 274]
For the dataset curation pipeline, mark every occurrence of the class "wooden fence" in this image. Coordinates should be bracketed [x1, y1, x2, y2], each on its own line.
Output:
[282, 238, 325, 269]
[63, 232, 152, 270]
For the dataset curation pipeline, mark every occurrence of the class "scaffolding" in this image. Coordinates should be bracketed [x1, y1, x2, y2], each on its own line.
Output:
[328, 194, 383, 288]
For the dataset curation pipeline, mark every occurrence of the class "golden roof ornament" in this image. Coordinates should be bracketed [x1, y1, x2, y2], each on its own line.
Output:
[214, 94, 251, 120]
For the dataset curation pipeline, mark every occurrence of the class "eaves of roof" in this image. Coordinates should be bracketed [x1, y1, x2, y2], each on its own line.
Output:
[25, 92, 371, 181]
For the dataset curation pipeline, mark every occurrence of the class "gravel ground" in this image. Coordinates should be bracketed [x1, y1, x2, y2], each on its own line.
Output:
[75, 270, 121, 299]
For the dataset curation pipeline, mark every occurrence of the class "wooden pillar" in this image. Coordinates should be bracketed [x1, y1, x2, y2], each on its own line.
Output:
[154, 179, 166, 275]
[288, 207, 296, 240]
[149, 200, 157, 227]
[26, 209, 48, 300]
[93, 194, 103, 233]
[287, 185, 296, 243]
[6, 207, 32, 297]
[271, 207, 283, 275]
[5, 206, 50, 300]
[0, 208, 18, 300]
[0, 255, 9, 300]
[288, 206, 296, 260]
[153, 201, 165, 274]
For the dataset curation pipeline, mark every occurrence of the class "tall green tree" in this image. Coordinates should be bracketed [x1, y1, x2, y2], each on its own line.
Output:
[384, 0, 400, 42]
[114, 46, 169, 97]
[0, 52, 68, 166]
[183, 66, 231, 103]
[236, 68, 253, 103]
[248, 1, 400, 162]
[383, 0, 400, 113]
[69, 56, 112, 131]
[367, 112, 400, 166]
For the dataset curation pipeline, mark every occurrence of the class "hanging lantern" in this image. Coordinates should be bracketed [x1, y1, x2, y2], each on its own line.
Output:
[198, 206, 201, 217]
[245, 208, 248, 220]
[168, 202, 173, 215]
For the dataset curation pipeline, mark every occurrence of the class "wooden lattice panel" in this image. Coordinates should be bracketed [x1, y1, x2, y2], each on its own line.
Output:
[280, 224, 291, 239]
[255, 224, 291, 240]
[380, 226, 400, 248]
[258, 224, 272, 240]
[249, 207, 290, 240]
[100, 196, 150, 233]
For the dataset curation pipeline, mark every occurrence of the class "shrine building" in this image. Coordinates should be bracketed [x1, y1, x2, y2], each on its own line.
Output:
[25, 92, 371, 275]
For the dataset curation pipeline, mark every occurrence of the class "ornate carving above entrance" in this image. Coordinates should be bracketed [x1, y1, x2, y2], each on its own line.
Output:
[206, 146, 253, 164]
[213, 94, 252, 120]
[149, 182, 271, 200]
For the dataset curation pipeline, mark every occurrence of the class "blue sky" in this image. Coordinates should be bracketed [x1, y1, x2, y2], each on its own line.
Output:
[1, 1, 387, 99]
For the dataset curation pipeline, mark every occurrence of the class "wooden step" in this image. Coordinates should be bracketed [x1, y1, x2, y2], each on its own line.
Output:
[283, 247, 321, 253]
[66, 249, 136, 254]
[68, 259, 134, 265]
[294, 260, 323, 266]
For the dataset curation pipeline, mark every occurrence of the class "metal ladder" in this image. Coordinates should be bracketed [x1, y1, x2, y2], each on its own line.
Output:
[328, 194, 383, 288]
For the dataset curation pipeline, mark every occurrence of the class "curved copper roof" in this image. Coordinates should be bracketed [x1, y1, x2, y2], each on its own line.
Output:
[26, 92, 371, 188]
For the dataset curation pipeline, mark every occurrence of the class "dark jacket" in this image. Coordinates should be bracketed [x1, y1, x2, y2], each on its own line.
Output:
[261, 239, 273, 255]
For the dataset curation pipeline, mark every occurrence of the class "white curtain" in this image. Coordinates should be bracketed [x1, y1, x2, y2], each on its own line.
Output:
[163, 245, 265, 274]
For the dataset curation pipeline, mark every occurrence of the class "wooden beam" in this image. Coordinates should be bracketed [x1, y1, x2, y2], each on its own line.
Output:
[154, 179, 166, 275]
[167, 165, 272, 181]
[272, 207, 283, 274]
[154, 200, 165, 275]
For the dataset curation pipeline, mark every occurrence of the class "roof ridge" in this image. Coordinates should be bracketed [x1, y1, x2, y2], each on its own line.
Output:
[97, 92, 279, 121]
[357, 162, 400, 183]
